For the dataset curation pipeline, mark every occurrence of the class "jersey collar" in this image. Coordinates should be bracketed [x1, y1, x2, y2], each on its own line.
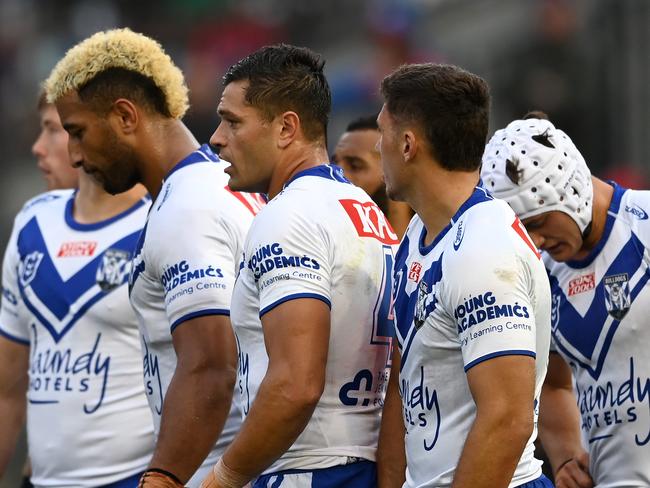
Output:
[283, 164, 351, 189]
[164, 144, 219, 182]
[419, 186, 493, 255]
[65, 193, 149, 231]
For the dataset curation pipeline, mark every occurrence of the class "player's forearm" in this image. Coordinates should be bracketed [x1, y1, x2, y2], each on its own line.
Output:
[538, 383, 585, 471]
[452, 409, 532, 487]
[221, 371, 323, 483]
[377, 370, 406, 488]
[0, 395, 26, 475]
[151, 364, 236, 483]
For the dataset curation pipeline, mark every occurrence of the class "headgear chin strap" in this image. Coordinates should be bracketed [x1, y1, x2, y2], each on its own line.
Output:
[481, 118, 593, 234]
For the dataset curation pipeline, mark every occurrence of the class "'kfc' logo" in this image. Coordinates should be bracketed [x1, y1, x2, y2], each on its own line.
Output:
[339, 199, 399, 245]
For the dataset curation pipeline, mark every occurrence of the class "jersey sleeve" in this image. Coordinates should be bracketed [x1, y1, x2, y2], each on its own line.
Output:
[251, 211, 332, 318]
[0, 217, 30, 345]
[441, 233, 538, 372]
[150, 207, 240, 332]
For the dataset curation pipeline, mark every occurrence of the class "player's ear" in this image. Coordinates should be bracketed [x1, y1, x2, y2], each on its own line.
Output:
[277, 111, 299, 149]
[403, 130, 418, 162]
[110, 98, 139, 135]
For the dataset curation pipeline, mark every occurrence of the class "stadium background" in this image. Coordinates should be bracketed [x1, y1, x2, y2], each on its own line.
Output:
[0, 0, 648, 485]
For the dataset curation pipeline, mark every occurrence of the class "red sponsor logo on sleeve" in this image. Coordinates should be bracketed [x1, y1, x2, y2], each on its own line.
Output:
[57, 241, 98, 257]
[339, 199, 399, 245]
[224, 186, 266, 216]
[568, 273, 596, 296]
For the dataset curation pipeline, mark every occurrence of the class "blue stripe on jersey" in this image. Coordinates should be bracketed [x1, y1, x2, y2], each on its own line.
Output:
[464, 349, 536, 372]
[283, 164, 351, 189]
[393, 256, 443, 372]
[0, 326, 29, 345]
[550, 231, 650, 380]
[16, 218, 141, 343]
[164, 144, 220, 181]
[129, 222, 148, 295]
[169, 308, 230, 333]
[566, 183, 626, 269]
[65, 195, 148, 231]
[259, 292, 332, 318]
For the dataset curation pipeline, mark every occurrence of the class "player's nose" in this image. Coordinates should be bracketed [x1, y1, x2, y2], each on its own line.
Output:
[32, 132, 46, 157]
[209, 125, 225, 152]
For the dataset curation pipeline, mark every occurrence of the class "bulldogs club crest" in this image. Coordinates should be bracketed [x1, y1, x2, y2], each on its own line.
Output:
[414, 279, 439, 330]
[19, 251, 44, 288]
[96, 248, 131, 292]
[604, 273, 631, 320]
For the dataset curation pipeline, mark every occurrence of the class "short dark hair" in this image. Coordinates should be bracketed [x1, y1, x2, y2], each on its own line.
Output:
[380, 63, 490, 171]
[78, 67, 171, 117]
[523, 110, 549, 120]
[223, 44, 331, 143]
[346, 115, 379, 133]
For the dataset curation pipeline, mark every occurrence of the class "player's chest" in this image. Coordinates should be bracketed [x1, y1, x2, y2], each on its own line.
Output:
[394, 251, 442, 330]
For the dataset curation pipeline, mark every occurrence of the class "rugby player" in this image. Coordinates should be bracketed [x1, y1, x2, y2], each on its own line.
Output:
[482, 111, 650, 487]
[333, 115, 413, 238]
[44, 29, 261, 487]
[32, 91, 79, 190]
[376, 64, 553, 487]
[201, 44, 395, 488]
[0, 94, 154, 486]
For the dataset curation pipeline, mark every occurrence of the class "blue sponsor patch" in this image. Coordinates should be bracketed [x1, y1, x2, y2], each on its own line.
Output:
[453, 219, 466, 251]
[625, 204, 648, 220]
[454, 291, 530, 332]
[161, 260, 224, 293]
[247, 243, 320, 282]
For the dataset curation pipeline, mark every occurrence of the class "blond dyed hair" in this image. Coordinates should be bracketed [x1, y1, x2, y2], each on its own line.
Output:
[45, 28, 188, 119]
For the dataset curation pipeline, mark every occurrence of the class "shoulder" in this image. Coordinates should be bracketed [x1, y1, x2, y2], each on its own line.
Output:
[14, 189, 72, 227]
[155, 162, 249, 224]
[618, 188, 650, 236]
[450, 198, 518, 257]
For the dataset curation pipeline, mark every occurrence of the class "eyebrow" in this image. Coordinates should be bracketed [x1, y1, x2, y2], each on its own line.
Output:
[62, 123, 81, 132]
[217, 107, 238, 119]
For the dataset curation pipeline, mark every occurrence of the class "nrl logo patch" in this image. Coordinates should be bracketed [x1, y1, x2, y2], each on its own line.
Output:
[97, 248, 131, 292]
[19, 251, 44, 288]
[604, 273, 630, 320]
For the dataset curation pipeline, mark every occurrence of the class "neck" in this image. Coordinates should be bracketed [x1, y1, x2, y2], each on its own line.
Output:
[138, 119, 200, 199]
[405, 162, 479, 246]
[73, 172, 147, 224]
[574, 177, 614, 259]
[266, 142, 329, 200]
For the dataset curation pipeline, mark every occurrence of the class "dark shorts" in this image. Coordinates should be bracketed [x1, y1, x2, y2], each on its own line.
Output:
[102, 471, 144, 488]
[517, 474, 554, 488]
[253, 460, 376, 488]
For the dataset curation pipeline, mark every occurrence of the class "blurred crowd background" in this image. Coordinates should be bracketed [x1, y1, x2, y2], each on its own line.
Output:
[0, 0, 649, 485]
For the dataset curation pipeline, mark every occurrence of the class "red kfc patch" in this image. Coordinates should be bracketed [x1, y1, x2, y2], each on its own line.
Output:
[568, 273, 596, 296]
[339, 199, 399, 245]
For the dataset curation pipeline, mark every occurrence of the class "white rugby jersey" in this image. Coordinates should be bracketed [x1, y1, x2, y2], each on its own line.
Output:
[392, 187, 551, 487]
[128, 145, 262, 487]
[0, 190, 154, 487]
[231, 164, 396, 473]
[547, 183, 650, 486]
